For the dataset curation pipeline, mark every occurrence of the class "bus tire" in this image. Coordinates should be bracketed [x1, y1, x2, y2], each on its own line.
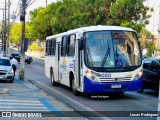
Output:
[50, 71, 57, 86]
[71, 78, 79, 96]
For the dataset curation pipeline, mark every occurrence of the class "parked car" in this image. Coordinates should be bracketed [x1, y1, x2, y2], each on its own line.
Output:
[138, 57, 160, 92]
[9, 52, 33, 64]
[0, 57, 14, 83]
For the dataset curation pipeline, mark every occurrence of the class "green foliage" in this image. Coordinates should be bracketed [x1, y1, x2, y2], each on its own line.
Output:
[140, 40, 147, 49]
[139, 28, 153, 50]
[29, 0, 152, 38]
[29, 43, 39, 51]
[140, 28, 152, 37]
[10, 22, 32, 44]
[146, 41, 156, 57]
[37, 47, 44, 51]
[0, 22, 2, 33]
[10, 23, 21, 44]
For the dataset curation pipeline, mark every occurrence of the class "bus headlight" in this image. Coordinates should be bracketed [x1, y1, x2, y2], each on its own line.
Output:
[86, 70, 98, 81]
[133, 69, 143, 80]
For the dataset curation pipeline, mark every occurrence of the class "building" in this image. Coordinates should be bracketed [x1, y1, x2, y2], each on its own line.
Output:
[144, 0, 160, 50]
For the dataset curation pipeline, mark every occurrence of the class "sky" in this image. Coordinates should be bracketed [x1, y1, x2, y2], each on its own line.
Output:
[0, 0, 57, 22]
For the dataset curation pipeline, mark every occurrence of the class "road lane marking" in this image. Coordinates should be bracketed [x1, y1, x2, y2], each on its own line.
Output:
[15, 79, 30, 89]
[0, 99, 51, 112]
[39, 98, 63, 117]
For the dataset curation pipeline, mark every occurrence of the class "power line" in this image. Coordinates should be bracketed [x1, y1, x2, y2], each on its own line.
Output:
[14, 0, 20, 15]
[26, 0, 37, 9]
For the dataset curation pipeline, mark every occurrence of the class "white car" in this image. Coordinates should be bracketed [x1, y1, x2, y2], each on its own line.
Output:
[0, 57, 14, 83]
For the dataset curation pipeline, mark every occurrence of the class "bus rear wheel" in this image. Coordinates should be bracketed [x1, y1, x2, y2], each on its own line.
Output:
[71, 79, 79, 96]
[50, 71, 57, 86]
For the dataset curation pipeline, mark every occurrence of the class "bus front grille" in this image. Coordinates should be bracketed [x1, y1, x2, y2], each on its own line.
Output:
[99, 77, 132, 82]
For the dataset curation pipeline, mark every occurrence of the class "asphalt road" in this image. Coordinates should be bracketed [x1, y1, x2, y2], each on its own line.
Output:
[25, 57, 158, 120]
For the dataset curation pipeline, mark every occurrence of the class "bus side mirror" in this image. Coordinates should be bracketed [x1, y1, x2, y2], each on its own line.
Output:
[79, 39, 83, 50]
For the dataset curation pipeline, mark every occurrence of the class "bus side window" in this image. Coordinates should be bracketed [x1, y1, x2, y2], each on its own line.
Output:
[46, 40, 50, 56]
[61, 36, 67, 56]
[67, 34, 75, 56]
[49, 40, 52, 55]
[51, 38, 56, 56]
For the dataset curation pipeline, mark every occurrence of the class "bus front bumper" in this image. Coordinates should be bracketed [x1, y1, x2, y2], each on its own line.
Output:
[83, 76, 142, 94]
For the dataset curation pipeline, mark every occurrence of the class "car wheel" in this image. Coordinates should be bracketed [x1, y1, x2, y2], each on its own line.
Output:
[9, 75, 15, 83]
[27, 61, 31, 64]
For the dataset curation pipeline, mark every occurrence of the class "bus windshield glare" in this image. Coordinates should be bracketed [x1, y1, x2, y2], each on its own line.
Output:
[84, 31, 141, 68]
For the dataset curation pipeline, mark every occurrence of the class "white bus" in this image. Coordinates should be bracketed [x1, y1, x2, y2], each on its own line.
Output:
[45, 25, 142, 96]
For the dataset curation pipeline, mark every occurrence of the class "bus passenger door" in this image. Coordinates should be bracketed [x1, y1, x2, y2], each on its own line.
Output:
[58, 43, 61, 82]
[75, 39, 83, 90]
[55, 42, 60, 82]
[80, 51, 83, 89]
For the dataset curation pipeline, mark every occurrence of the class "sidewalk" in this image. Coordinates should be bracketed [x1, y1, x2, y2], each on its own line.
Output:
[0, 75, 87, 120]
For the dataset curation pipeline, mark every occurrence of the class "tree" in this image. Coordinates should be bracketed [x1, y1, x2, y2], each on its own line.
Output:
[10, 22, 32, 44]
[146, 41, 156, 57]
[109, 0, 152, 33]
[139, 28, 153, 49]
[29, 0, 151, 36]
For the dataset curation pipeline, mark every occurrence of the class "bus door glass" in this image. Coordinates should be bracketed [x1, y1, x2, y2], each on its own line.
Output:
[60, 36, 68, 83]
[56, 42, 60, 81]
[80, 50, 83, 88]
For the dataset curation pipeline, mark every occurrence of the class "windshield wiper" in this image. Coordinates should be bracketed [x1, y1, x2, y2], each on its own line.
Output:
[101, 41, 110, 67]
[86, 46, 93, 67]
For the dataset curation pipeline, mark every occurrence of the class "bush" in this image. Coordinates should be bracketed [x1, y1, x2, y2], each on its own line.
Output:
[29, 43, 39, 52]
[37, 47, 44, 51]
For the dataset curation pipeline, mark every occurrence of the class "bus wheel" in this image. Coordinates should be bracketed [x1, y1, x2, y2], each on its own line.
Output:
[71, 79, 79, 96]
[50, 71, 56, 86]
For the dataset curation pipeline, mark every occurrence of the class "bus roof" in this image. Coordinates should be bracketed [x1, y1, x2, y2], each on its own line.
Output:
[46, 25, 135, 39]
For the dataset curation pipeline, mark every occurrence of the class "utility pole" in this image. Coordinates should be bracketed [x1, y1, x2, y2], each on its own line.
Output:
[19, 0, 26, 80]
[7, 0, 11, 55]
[46, 0, 47, 7]
[4, 0, 7, 57]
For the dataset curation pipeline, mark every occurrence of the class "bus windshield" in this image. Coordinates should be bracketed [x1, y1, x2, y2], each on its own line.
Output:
[84, 31, 141, 68]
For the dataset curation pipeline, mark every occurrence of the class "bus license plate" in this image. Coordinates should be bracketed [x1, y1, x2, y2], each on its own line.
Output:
[111, 85, 121, 88]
